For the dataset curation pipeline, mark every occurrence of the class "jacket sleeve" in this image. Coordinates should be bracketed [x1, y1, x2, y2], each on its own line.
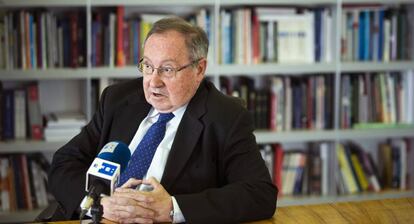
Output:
[47, 87, 109, 220]
[175, 109, 278, 223]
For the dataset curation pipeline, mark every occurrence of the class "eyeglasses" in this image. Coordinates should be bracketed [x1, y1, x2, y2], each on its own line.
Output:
[138, 58, 201, 79]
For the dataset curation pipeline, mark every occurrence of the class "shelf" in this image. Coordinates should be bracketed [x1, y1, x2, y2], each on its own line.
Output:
[218, 63, 336, 75]
[0, 128, 413, 153]
[89, 67, 138, 78]
[0, 68, 89, 80]
[91, 0, 214, 6]
[0, 207, 44, 224]
[0, 140, 65, 153]
[0, 0, 86, 7]
[3, 61, 413, 80]
[278, 190, 414, 207]
[255, 130, 337, 143]
[341, 61, 414, 73]
[254, 127, 414, 143]
[342, 0, 414, 4]
[220, 0, 337, 5]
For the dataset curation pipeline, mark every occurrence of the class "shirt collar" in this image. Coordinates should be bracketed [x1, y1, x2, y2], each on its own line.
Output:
[148, 104, 188, 120]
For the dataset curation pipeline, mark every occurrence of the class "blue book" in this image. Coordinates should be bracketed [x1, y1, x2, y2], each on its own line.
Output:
[29, 14, 35, 68]
[62, 19, 70, 67]
[221, 10, 232, 64]
[363, 10, 370, 61]
[2, 90, 14, 140]
[132, 19, 139, 65]
[358, 11, 365, 61]
[314, 9, 323, 62]
[378, 9, 384, 61]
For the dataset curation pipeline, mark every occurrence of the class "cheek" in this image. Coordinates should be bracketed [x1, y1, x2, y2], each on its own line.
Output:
[167, 79, 194, 102]
[143, 80, 151, 97]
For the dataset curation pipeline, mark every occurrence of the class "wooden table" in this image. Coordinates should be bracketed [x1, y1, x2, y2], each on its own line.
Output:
[251, 197, 414, 224]
[46, 197, 414, 224]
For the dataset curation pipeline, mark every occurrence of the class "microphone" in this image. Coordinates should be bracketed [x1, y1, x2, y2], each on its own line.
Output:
[79, 141, 131, 220]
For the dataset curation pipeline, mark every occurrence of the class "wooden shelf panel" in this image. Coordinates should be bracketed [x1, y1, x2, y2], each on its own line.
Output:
[0, 140, 66, 153]
[278, 190, 414, 207]
[341, 61, 414, 73]
[0, 0, 86, 7]
[220, 0, 336, 5]
[342, 0, 414, 4]
[218, 63, 336, 75]
[91, 0, 214, 6]
[254, 128, 414, 143]
[0, 69, 89, 80]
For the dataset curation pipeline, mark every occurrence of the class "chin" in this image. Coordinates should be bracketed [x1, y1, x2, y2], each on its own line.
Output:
[150, 102, 173, 112]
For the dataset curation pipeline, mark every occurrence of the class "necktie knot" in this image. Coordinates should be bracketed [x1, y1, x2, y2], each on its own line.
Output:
[157, 112, 174, 123]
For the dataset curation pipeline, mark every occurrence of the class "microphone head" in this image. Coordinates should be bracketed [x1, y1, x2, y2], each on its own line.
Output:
[97, 141, 131, 172]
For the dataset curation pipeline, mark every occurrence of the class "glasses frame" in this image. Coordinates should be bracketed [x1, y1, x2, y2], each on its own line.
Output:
[138, 58, 202, 79]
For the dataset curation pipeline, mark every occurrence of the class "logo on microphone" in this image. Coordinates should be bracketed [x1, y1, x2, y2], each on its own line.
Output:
[100, 142, 118, 154]
[98, 162, 117, 176]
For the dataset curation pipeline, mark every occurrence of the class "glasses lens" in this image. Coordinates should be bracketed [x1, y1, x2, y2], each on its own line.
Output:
[140, 63, 154, 75]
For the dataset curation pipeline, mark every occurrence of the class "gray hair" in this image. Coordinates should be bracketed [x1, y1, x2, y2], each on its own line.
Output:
[144, 17, 209, 61]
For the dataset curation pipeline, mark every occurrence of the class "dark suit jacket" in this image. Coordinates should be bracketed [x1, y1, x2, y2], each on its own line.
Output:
[48, 78, 277, 223]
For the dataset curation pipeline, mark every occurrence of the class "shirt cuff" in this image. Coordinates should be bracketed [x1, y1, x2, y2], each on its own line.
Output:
[171, 196, 185, 223]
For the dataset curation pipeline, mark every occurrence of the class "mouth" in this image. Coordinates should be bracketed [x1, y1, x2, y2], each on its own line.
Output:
[152, 92, 164, 97]
[150, 90, 168, 98]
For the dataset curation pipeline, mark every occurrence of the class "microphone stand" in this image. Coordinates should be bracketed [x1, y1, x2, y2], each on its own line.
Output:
[90, 192, 103, 224]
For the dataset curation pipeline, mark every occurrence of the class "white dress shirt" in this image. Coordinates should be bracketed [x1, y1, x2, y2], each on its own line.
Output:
[128, 105, 187, 223]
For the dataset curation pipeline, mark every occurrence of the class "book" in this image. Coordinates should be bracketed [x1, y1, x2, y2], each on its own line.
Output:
[27, 84, 43, 140]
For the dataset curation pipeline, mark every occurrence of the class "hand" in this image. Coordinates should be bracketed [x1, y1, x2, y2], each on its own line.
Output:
[115, 177, 173, 223]
[101, 179, 155, 223]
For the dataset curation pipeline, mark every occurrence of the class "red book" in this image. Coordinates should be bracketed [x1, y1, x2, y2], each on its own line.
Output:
[251, 11, 260, 64]
[27, 84, 43, 140]
[116, 6, 125, 66]
[70, 12, 79, 68]
[273, 144, 284, 196]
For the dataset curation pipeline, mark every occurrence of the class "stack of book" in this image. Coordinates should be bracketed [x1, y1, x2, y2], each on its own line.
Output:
[44, 111, 86, 142]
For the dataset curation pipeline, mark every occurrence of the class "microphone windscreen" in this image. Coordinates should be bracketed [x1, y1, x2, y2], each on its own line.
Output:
[97, 141, 131, 172]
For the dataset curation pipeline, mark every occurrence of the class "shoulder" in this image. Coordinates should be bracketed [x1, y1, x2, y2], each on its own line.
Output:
[201, 81, 250, 124]
[101, 78, 144, 103]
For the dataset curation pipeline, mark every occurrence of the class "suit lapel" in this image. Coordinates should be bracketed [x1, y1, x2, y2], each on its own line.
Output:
[162, 81, 207, 189]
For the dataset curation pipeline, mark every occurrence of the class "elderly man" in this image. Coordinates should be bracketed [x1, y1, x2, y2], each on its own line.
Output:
[48, 17, 277, 223]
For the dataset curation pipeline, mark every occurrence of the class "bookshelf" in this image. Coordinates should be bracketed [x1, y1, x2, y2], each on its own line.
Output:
[1, 0, 414, 222]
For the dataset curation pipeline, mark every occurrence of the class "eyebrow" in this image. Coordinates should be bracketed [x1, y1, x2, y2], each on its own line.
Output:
[142, 57, 178, 65]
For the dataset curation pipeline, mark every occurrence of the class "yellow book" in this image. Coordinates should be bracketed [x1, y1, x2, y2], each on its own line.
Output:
[351, 154, 369, 191]
[337, 144, 358, 193]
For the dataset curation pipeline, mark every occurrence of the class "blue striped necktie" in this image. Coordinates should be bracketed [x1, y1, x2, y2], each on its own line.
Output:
[119, 112, 174, 186]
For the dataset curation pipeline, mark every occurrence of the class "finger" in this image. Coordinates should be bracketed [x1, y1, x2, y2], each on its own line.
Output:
[110, 204, 155, 219]
[115, 189, 154, 203]
[120, 178, 142, 188]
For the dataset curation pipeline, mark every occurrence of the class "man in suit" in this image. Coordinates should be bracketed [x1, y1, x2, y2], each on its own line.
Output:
[48, 17, 277, 223]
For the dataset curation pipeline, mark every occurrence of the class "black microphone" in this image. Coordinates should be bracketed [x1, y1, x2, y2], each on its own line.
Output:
[79, 141, 131, 221]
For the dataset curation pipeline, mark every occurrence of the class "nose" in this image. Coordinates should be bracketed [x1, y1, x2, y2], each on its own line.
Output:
[149, 70, 164, 87]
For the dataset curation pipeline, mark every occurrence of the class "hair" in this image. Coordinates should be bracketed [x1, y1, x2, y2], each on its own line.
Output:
[144, 17, 209, 61]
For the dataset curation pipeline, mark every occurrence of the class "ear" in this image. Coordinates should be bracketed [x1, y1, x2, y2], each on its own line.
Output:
[195, 58, 207, 82]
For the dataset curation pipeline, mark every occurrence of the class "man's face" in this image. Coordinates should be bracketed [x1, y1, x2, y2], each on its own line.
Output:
[142, 30, 206, 113]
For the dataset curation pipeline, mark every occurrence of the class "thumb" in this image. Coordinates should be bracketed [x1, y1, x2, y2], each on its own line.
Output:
[142, 176, 161, 189]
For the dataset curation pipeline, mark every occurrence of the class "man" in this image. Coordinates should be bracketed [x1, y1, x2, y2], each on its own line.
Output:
[48, 17, 277, 223]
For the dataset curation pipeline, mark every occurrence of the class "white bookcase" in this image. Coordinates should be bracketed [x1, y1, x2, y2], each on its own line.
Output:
[0, 0, 413, 222]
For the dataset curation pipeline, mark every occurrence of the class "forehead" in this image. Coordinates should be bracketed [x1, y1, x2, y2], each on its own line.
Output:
[143, 30, 189, 62]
